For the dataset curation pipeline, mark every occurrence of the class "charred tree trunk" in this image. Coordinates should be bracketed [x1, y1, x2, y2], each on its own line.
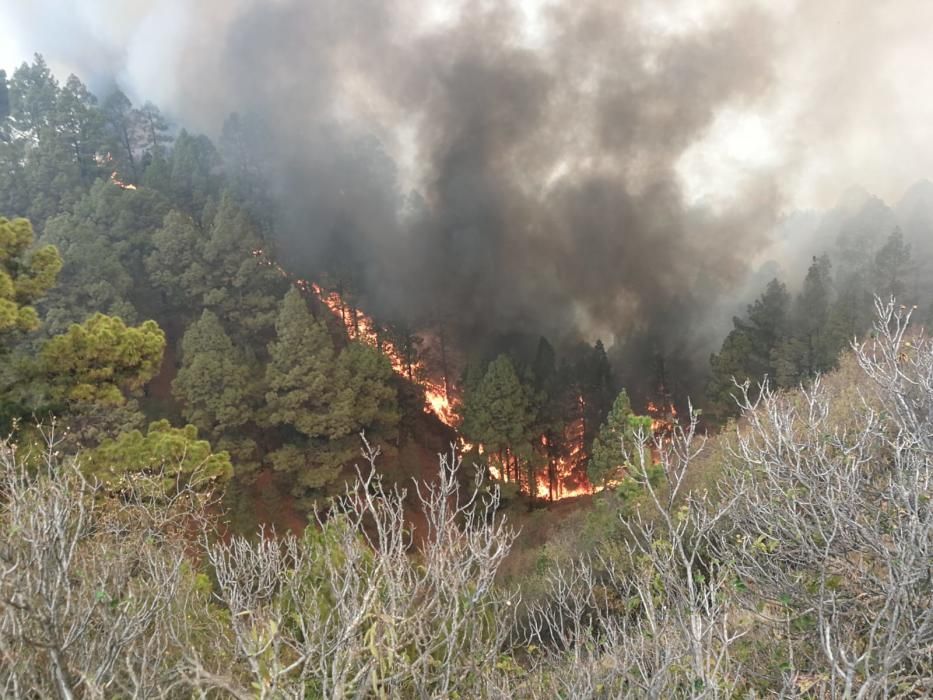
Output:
[578, 394, 588, 469]
[527, 459, 536, 507]
[439, 325, 451, 402]
[119, 126, 138, 182]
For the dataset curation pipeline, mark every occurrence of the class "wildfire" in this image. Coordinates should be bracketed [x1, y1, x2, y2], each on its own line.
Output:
[537, 396, 596, 499]
[111, 175, 137, 190]
[647, 399, 678, 436]
[425, 388, 458, 426]
[249, 247, 679, 505]
[475, 402, 599, 502]
[536, 453, 601, 500]
[97, 152, 138, 190]
[251, 248, 459, 426]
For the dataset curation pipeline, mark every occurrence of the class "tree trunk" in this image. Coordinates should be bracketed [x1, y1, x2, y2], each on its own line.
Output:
[439, 325, 451, 402]
[121, 126, 138, 182]
[527, 459, 536, 507]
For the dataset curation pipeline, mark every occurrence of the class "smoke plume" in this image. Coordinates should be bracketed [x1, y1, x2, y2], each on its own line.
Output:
[4, 0, 933, 396]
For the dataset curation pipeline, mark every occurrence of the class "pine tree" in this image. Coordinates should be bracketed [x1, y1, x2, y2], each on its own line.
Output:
[57, 75, 106, 185]
[773, 255, 836, 387]
[707, 329, 756, 421]
[136, 102, 171, 158]
[37, 179, 169, 334]
[42, 313, 165, 407]
[0, 70, 11, 140]
[219, 112, 272, 224]
[173, 310, 255, 438]
[707, 278, 789, 420]
[0, 216, 62, 338]
[588, 389, 652, 489]
[582, 341, 615, 452]
[265, 288, 338, 435]
[202, 192, 285, 338]
[102, 90, 140, 183]
[146, 196, 287, 338]
[461, 354, 536, 487]
[264, 288, 347, 498]
[744, 279, 791, 372]
[146, 210, 210, 311]
[557, 340, 615, 470]
[169, 130, 221, 215]
[335, 342, 399, 447]
[82, 419, 233, 496]
[873, 228, 912, 300]
[8, 55, 59, 135]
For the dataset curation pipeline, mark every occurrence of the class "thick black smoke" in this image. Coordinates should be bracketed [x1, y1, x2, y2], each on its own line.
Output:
[4, 1, 790, 395]
[199, 2, 780, 387]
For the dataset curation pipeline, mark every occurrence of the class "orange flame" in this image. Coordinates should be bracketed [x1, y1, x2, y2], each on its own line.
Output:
[110, 172, 137, 190]
[97, 152, 137, 190]
[250, 248, 678, 503]
[647, 399, 678, 436]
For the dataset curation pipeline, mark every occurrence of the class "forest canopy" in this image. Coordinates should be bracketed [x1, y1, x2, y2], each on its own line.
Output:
[1, 53, 932, 698]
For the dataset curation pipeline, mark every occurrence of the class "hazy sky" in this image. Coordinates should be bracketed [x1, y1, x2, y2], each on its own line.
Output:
[2, 0, 932, 213]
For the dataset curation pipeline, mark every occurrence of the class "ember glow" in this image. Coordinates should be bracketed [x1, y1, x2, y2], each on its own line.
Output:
[474, 397, 598, 502]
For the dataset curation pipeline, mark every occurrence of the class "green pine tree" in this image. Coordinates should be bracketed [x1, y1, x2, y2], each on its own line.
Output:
[773, 255, 836, 387]
[0, 216, 62, 338]
[173, 310, 256, 438]
[8, 55, 59, 135]
[264, 288, 347, 498]
[707, 278, 789, 421]
[0, 69, 9, 126]
[872, 228, 912, 300]
[82, 419, 233, 497]
[461, 354, 536, 488]
[588, 389, 652, 490]
[335, 342, 400, 446]
[102, 89, 140, 183]
[41, 313, 164, 407]
[265, 288, 338, 435]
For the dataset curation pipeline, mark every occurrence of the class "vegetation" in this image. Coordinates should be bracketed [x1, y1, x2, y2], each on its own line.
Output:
[81, 419, 233, 495]
[587, 388, 654, 490]
[0, 56, 395, 507]
[1, 54, 932, 696]
[0, 216, 61, 336]
[708, 229, 920, 421]
[3, 301, 932, 697]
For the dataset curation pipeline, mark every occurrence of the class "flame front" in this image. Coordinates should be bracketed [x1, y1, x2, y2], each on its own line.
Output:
[251, 248, 677, 504]
[535, 398, 596, 500]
